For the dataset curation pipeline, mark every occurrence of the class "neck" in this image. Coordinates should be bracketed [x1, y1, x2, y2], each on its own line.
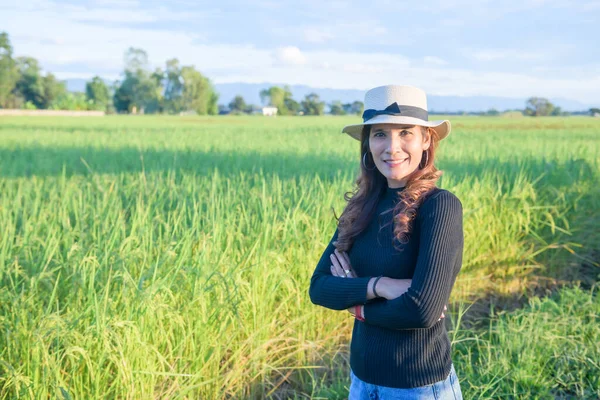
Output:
[385, 184, 406, 198]
[387, 179, 407, 189]
[387, 184, 406, 190]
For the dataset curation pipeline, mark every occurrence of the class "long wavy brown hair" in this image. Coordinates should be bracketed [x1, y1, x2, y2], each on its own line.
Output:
[334, 125, 443, 252]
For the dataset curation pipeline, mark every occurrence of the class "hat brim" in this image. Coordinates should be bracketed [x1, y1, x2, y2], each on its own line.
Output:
[342, 115, 451, 141]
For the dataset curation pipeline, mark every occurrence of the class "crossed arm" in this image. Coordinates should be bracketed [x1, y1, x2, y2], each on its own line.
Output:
[308, 191, 463, 330]
[327, 249, 445, 322]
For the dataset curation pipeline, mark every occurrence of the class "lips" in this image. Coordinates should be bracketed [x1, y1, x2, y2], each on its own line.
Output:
[384, 158, 407, 166]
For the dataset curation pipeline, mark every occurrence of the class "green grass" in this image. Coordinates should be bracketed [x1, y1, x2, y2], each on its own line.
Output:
[0, 115, 598, 399]
[453, 285, 600, 399]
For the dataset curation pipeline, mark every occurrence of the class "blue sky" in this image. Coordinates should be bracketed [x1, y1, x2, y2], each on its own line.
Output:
[1, 0, 599, 104]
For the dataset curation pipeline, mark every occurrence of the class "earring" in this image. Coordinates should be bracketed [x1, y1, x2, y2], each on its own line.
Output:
[419, 151, 429, 169]
[362, 152, 376, 171]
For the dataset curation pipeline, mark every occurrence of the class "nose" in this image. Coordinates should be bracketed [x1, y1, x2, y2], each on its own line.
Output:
[386, 134, 403, 155]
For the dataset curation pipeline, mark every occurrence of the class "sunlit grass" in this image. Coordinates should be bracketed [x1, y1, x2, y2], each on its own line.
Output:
[0, 115, 598, 399]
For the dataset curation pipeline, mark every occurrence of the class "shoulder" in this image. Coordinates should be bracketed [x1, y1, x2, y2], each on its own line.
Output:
[418, 188, 463, 220]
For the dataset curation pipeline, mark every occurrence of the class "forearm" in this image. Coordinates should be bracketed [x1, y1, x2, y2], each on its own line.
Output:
[310, 271, 402, 310]
[309, 274, 372, 310]
[362, 191, 464, 330]
[363, 287, 449, 329]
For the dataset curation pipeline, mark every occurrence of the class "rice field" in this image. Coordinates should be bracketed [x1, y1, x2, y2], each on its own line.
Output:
[0, 115, 598, 399]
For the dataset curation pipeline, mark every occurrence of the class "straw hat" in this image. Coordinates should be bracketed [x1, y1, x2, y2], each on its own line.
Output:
[342, 85, 451, 141]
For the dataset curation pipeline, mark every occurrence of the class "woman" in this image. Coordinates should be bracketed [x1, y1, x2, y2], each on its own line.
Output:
[308, 85, 464, 399]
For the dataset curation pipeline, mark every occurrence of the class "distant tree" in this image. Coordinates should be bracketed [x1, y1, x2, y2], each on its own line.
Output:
[23, 101, 37, 110]
[0, 32, 19, 108]
[41, 73, 67, 109]
[301, 92, 325, 116]
[124, 47, 149, 74]
[161, 58, 217, 115]
[179, 66, 218, 115]
[50, 92, 91, 110]
[14, 57, 45, 108]
[151, 67, 165, 112]
[164, 58, 184, 113]
[329, 100, 346, 115]
[218, 104, 229, 115]
[524, 97, 555, 116]
[343, 100, 364, 115]
[113, 77, 133, 113]
[260, 85, 295, 115]
[284, 97, 300, 115]
[486, 108, 499, 116]
[244, 104, 259, 114]
[85, 76, 111, 111]
[113, 48, 163, 113]
[114, 73, 151, 113]
[8, 52, 68, 110]
[589, 108, 600, 116]
[228, 95, 247, 113]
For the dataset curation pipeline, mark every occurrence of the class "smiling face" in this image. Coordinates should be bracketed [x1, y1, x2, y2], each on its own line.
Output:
[368, 123, 431, 188]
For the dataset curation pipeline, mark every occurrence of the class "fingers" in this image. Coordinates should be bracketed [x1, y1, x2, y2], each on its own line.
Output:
[439, 305, 448, 320]
[438, 305, 448, 321]
[335, 249, 357, 278]
[337, 249, 351, 266]
[330, 253, 347, 277]
[330, 250, 356, 278]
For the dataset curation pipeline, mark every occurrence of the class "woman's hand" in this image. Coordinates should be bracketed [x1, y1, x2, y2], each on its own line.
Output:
[329, 249, 357, 278]
[376, 277, 412, 300]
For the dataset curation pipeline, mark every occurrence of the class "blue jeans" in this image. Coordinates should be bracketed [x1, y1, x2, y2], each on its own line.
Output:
[349, 364, 463, 400]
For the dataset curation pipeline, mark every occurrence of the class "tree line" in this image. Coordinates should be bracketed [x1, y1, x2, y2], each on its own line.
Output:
[0, 32, 218, 114]
[225, 86, 364, 116]
[1, 31, 597, 116]
[0, 31, 362, 116]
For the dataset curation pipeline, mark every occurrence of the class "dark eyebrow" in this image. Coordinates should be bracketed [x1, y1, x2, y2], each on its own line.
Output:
[372, 128, 411, 134]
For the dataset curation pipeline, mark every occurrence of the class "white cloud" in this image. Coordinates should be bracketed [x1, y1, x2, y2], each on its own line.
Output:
[342, 63, 385, 74]
[1, 1, 598, 104]
[273, 46, 307, 66]
[213, 58, 600, 104]
[1, 1, 205, 24]
[303, 28, 335, 44]
[273, 20, 388, 46]
[424, 56, 448, 66]
[440, 18, 465, 28]
[93, 0, 141, 7]
[467, 48, 546, 62]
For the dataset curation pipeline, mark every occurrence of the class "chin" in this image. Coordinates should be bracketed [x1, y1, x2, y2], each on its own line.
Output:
[389, 174, 406, 180]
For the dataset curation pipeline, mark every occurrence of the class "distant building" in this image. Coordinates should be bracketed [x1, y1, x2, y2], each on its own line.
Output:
[262, 106, 278, 116]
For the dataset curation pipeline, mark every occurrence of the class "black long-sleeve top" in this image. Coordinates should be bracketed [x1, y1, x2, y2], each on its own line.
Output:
[308, 185, 464, 388]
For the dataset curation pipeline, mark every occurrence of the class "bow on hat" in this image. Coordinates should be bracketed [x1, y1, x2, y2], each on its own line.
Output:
[362, 102, 429, 123]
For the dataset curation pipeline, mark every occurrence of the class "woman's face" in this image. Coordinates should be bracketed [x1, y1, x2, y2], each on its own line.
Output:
[368, 123, 431, 188]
